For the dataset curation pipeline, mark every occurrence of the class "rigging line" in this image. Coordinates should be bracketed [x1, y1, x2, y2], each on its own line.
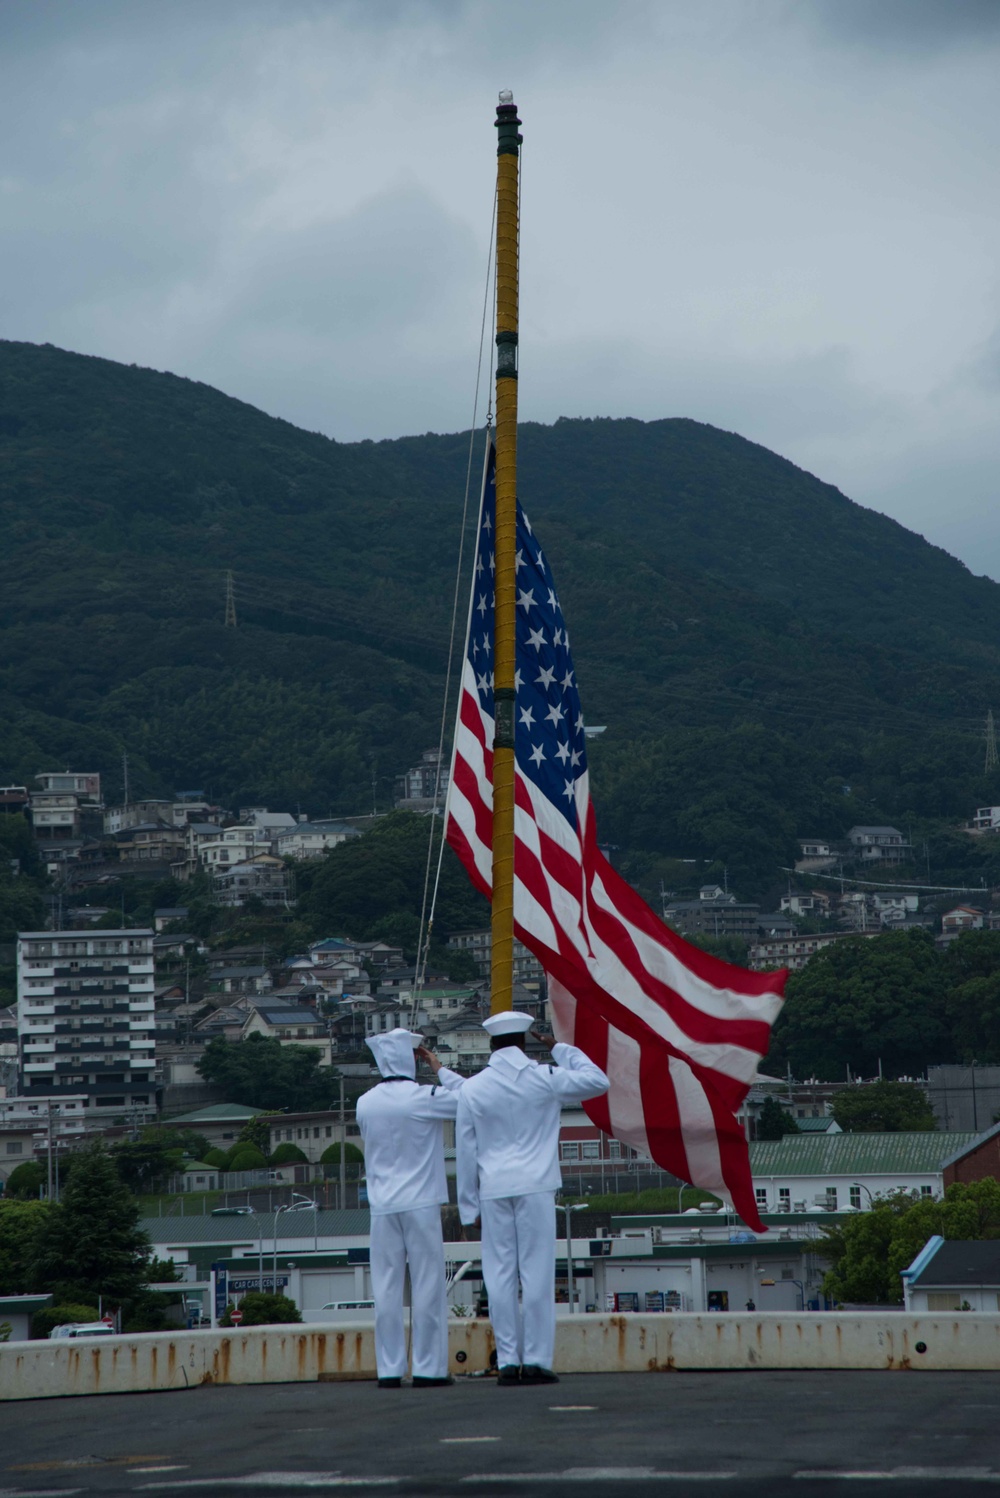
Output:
[411, 185, 498, 1028]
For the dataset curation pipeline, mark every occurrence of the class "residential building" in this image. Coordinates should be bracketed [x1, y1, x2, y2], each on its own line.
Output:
[268, 1109, 361, 1165]
[941, 905, 985, 934]
[778, 892, 830, 918]
[239, 808, 298, 838]
[114, 823, 187, 867]
[0, 786, 29, 813]
[196, 825, 272, 871]
[242, 1003, 333, 1066]
[794, 839, 838, 874]
[103, 800, 174, 835]
[394, 748, 449, 813]
[29, 771, 103, 866]
[273, 820, 361, 861]
[16, 928, 156, 1111]
[163, 1102, 261, 1148]
[748, 929, 880, 972]
[662, 895, 761, 942]
[902, 1238, 1000, 1313]
[969, 806, 1000, 834]
[154, 908, 190, 932]
[748, 1131, 976, 1215]
[446, 929, 546, 988]
[213, 857, 293, 908]
[845, 826, 912, 864]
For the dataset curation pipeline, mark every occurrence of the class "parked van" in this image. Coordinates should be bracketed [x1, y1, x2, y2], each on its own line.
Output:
[320, 1300, 375, 1314]
[49, 1322, 115, 1340]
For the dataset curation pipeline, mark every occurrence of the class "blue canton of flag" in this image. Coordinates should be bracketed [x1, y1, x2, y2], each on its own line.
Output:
[468, 445, 587, 825]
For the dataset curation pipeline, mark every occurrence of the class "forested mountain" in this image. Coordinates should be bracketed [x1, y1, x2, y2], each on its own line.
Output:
[3, 338, 1000, 901]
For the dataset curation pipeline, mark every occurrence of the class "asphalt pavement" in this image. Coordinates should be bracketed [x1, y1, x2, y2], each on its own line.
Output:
[5, 1370, 1000, 1498]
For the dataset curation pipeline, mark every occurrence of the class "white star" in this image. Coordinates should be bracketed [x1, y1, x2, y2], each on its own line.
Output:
[515, 547, 525, 572]
[529, 743, 545, 767]
[554, 741, 570, 764]
[475, 554, 484, 577]
[489, 552, 496, 574]
[575, 713, 585, 734]
[472, 638, 480, 658]
[519, 706, 536, 728]
[536, 665, 556, 689]
[570, 748, 582, 767]
[561, 670, 574, 691]
[526, 627, 546, 652]
[545, 703, 565, 727]
[481, 635, 491, 656]
[514, 668, 523, 691]
[489, 672, 495, 689]
[562, 778, 575, 801]
[536, 550, 546, 572]
[476, 594, 487, 617]
[477, 672, 490, 694]
[517, 587, 536, 612]
[553, 627, 563, 647]
[564, 632, 570, 651]
[547, 589, 558, 610]
[483, 512, 492, 533]
[523, 514, 533, 535]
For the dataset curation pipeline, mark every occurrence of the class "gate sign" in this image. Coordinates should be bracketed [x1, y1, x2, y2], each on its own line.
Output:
[212, 1261, 228, 1323]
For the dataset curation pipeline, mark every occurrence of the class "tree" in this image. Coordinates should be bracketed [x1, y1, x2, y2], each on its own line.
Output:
[226, 1145, 267, 1171]
[0, 1200, 52, 1294]
[198, 1033, 334, 1112]
[112, 1126, 209, 1193]
[770, 929, 951, 1081]
[31, 1303, 100, 1339]
[756, 1096, 799, 1140]
[270, 1143, 308, 1165]
[235, 1114, 277, 1154]
[821, 1178, 1000, 1305]
[34, 1143, 152, 1306]
[2, 1161, 47, 1200]
[832, 1081, 937, 1134]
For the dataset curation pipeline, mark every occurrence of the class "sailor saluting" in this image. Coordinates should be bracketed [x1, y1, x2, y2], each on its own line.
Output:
[356, 1028, 464, 1388]
[456, 1010, 609, 1385]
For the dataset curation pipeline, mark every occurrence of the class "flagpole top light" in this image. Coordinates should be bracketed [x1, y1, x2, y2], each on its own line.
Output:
[499, 89, 514, 104]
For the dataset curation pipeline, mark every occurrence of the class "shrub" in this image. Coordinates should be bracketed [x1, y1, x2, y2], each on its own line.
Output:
[221, 1291, 301, 1326]
[270, 1143, 307, 1165]
[225, 1145, 267, 1171]
[4, 1161, 47, 1199]
[32, 1303, 100, 1340]
[319, 1142, 364, 1166]
[203, 1149, 229, 1169]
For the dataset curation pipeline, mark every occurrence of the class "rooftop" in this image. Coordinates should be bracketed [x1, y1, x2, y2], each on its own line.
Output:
[910, 1240, 1000, 1288]
[749, 1131, 977, 1177]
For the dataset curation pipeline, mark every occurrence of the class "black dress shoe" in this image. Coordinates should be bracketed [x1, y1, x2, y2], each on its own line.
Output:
[412, 1375, 454, 1386]
[377, 1376, 402, 1388]
[496, 1364, 521, 1385]
[519, 1365, 560, 1383]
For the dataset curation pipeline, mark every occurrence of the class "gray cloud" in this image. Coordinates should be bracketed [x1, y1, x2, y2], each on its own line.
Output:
[1, 0, 998, 579]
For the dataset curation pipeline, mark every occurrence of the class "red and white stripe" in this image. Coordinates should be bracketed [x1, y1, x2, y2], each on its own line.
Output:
[447, 657, 785, 1231]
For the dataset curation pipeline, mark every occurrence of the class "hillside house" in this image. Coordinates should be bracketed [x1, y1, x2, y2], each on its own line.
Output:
[242, 1003, 332, 1065]
[941, 905, 985, 934]
[274, 820, 361, 860]
[846, 826, 911, 864]
[970, 806, 1000, 833]
[394, 748, 450, 813]
[214, 857, 293, 909]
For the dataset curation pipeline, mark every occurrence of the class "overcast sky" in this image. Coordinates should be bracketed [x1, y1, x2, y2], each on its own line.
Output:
[2, 0, 998, 576]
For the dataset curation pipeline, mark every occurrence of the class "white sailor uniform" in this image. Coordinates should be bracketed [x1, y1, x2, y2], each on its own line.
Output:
[356, 1029, 464, 1382]
[456, 1024, 608, 1374]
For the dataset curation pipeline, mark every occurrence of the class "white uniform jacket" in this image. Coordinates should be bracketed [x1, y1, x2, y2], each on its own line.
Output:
[357, 1068, 464, 1217]
[456, 1043, 609, 1224]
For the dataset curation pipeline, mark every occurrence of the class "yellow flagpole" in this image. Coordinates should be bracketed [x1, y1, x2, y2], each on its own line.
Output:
[490, 89, 521, 1017]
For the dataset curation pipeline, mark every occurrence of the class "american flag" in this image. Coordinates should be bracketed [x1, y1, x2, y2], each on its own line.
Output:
[446, 445, 786, 1230]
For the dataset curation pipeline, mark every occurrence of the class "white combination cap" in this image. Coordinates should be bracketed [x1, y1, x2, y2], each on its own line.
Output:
[482, 1010, 534, 1036]
[366, 1028, 423, 1079]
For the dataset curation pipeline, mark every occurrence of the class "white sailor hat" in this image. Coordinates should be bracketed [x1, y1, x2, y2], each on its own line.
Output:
[482, 1010, 534, 1036]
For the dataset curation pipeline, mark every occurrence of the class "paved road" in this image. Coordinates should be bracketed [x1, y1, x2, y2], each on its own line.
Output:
[5, 1371, 1000, 1497]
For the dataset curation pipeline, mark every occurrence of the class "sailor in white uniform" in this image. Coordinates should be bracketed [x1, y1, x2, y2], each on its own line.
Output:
[456, 1010, 609, 1385]
[356, 1027, 464, 1388]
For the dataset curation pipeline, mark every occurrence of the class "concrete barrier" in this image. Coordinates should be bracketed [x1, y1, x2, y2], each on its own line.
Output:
[2, 1313, 999, 1401]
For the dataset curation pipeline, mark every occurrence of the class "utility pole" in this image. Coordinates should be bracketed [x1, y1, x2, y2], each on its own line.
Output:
[986, 711, 998, 774]
[339, 1073, 347, 1211]
[122, 750, 130, 807]
[224, 571, 237, 629]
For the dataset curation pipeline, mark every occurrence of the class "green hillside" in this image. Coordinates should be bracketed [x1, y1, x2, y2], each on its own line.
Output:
[2, 338, 1000, 899]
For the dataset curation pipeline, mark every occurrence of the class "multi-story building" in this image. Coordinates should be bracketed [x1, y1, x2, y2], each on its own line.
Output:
[662, 895, 761, 942]
[748, 929, 880, 972]
[16, 929, 156, 1112]
[213, 857, 293, 908]
[446, 929, 546, 989]
[394, 749, 449, 813]
[845, 826, 912, 864]
[29, 772, 103, 866]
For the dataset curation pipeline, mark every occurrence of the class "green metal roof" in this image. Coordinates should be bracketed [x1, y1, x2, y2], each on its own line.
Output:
[749, 1131, 977, 1177]
[164, 1104, 262, 1124]
[793, 1117, 839, 1133]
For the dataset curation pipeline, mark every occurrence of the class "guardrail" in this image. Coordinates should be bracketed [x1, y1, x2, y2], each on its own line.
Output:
[2, 1313, 1000, 1401]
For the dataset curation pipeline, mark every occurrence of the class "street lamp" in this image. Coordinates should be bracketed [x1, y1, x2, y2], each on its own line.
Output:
[851, 1182, 874, 1210]
[562, 1201, 588, 1315]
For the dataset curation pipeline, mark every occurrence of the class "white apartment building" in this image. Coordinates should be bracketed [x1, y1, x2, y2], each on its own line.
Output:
[446, 929, 545, 988]
[17, 929, 156, 1111]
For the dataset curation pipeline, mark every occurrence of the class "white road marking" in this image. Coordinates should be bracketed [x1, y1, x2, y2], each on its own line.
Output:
[460, 1471, 737, 1483]
[794, 1470, 1000, 1482]
[549, 1405, 598, 1411]
[440, 1437, 501, 1445]
[129, 1468, 190, 1475]
[139, 1477, 399, 1491]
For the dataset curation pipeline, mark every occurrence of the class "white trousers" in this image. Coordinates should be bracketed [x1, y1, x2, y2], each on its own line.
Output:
[480, 1191, 556, 1371]
[369, 1205, 449, 1380]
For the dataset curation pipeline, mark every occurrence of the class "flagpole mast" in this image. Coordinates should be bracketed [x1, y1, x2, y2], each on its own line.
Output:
[490, 89, 522, 1018]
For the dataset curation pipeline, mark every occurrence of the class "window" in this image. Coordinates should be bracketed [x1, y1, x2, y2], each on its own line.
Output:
[581, 1141, 600, 1160]
[778, 1188, 791, 1204]
[5, 1142, 23, 1155]
[920, 1186, 933, 1198]
[850, 1186, 862, 1211]
[755, 1187, 767, 1208]
[608, 1141, 622, 1160]
[926, 1292, 962, 1312]
[560, 1142, 580, 1161]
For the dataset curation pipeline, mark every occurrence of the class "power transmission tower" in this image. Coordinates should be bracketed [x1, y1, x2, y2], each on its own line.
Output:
[224, 571, 237, 629]
[986, 710, 998, 774]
